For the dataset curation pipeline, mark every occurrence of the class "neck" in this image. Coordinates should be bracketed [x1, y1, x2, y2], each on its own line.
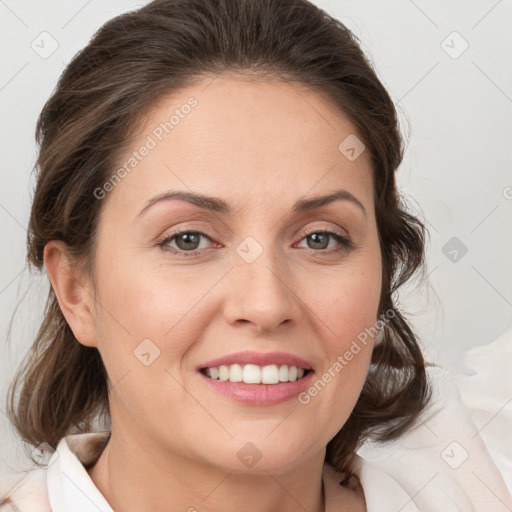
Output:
[87, 423, 326, 512]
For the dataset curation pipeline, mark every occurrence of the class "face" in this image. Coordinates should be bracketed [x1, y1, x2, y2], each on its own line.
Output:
[86, 73, 382, 474]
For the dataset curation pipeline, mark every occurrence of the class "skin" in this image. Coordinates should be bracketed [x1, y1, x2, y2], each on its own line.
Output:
[44, 72, 382, 512]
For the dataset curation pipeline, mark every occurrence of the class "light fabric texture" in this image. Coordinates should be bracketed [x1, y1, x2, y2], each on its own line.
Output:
[357, 365, 512, 511]
[454, 324, 512, 494]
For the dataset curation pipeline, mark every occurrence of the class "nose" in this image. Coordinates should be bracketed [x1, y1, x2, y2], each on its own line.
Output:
[223, 247, 300, 333]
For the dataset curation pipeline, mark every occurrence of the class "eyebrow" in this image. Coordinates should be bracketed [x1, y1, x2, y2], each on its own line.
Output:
[136, 188, 366, 219]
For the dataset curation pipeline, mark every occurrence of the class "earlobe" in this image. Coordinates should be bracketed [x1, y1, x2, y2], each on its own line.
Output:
[43, 240, 98, 348]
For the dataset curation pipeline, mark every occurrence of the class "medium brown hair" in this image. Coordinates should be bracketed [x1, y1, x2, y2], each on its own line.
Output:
[7, 0, 431, 477]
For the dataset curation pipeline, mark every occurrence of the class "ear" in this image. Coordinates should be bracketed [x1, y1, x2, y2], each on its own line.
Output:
[43, 240, 98, 348]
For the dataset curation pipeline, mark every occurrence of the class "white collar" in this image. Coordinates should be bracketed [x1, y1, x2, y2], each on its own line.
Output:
[47, 432, 113, 512]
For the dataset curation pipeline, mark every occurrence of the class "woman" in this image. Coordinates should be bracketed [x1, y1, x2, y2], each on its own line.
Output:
[2, 0, 510, 510]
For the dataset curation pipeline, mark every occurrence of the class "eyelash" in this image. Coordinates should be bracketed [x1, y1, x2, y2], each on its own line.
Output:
[156, 227, 355, 257]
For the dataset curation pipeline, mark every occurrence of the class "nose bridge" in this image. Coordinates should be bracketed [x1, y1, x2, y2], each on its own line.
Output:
[236, 233, 291, 298]
[225, 234, 298, 331]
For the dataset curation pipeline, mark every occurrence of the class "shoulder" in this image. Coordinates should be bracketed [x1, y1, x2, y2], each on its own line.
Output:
[0, 466, 51, 512]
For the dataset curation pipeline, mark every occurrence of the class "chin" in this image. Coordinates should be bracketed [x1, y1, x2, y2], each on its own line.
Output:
[208, 437, 317, 475]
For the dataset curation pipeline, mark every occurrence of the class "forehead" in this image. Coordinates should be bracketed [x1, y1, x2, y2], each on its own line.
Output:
[103, 73, 373, 217]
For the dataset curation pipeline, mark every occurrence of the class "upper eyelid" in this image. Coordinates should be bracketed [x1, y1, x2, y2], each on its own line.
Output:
[158, 218, 350, 238]
[158, 227, 350, 248]
[159, 225, 348, 239]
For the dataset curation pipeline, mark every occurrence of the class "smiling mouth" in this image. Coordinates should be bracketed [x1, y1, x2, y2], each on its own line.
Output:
[199, 363, 312, 384]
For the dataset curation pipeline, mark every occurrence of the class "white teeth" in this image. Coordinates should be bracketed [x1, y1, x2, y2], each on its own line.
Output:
[218, 365, 229, 381]
[261, 364, 279, 384]
[204, 364, 308, 384]
[229, 363, 243, 382]
[243, 364, 261, 384]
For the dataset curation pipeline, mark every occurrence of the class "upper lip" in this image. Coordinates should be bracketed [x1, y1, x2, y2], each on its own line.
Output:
[197, 351, 314, 371]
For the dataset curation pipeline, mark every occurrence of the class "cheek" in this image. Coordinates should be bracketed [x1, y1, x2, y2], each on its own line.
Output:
[312, 256, 382, 348]
[89, 259, 211, 420]
[303, 256, 381, 416]
[91, 249, 218, 368]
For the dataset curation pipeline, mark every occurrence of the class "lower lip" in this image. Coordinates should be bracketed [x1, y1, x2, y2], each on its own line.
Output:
[198, 370, 315, 406]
